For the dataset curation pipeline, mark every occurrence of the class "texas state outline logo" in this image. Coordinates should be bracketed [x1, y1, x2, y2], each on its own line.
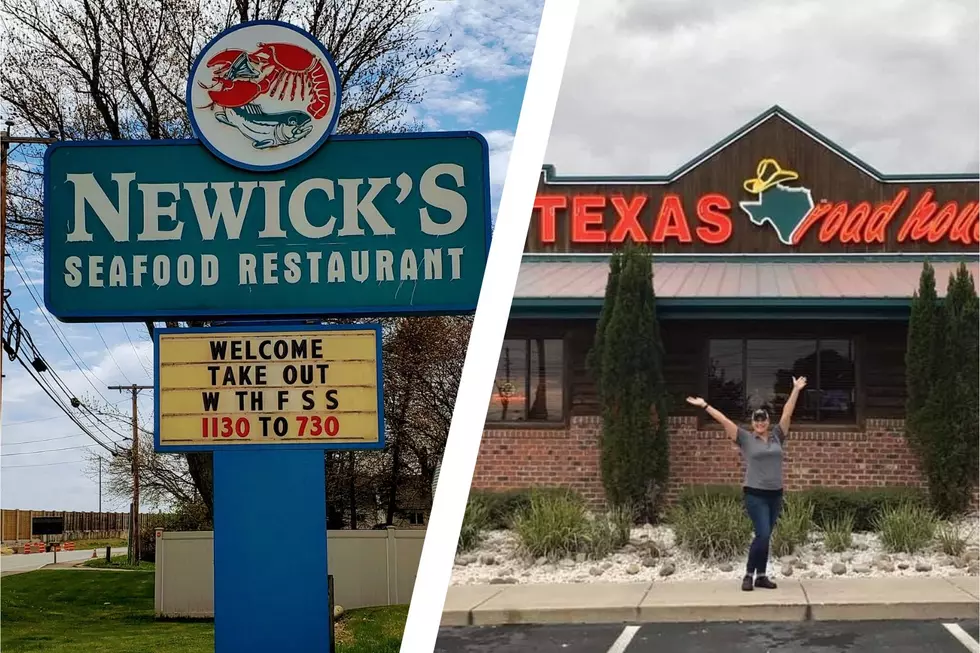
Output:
[738, 158, 816, 245]
[186, 20, 342, 172]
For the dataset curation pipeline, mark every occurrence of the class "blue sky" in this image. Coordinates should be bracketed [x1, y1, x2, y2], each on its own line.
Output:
[0, 0, 543, 512]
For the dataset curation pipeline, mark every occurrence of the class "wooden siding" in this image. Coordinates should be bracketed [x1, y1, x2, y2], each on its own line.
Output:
[526, 116, 978, 255]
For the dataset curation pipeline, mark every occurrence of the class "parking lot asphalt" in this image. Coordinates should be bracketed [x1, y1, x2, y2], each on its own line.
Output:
[435, 619, 980, 653]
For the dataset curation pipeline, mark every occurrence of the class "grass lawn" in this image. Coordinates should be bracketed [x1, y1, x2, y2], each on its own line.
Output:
[82, 554, 154, 571]
[70, 539, 129, 551]
[1, 570, 405, 653]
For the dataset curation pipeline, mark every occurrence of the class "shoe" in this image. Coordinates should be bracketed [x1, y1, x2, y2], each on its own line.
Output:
[741, 575, 754, 591]
[754, 575, 777, 589]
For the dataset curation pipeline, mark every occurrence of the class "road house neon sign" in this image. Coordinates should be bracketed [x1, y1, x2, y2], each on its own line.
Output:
[533, 159, 979, 247]
[535, 190, 979, 246]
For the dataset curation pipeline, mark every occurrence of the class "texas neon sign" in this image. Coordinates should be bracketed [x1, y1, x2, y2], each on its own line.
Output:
[535, 191, 979, 246]
[534, 160, 979, 247]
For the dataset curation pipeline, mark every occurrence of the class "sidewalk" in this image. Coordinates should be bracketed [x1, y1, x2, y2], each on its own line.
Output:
[442, 577, 980, 626]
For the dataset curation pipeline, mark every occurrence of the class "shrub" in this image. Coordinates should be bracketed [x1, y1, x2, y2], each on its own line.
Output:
[672, 495, 752, 562]
[139, 499, 212, 563]
[822, 511, 855, 553]
[676, 485, 743, 514]
[580, 505, 636, 560]
[589, 246, 670, 519]
[800, 487, 928, 532]
[607, 504, 635, 544]
[469, 488, 584, 530]
[932, 265, 980, 516]
[771, 494, 814, 557]
[906, 263, 979, 517]
[874, 502, 937, 554]
[512, 490, 590, 560]
[935, 521, 968, 557]
[458, 500, 490, 553]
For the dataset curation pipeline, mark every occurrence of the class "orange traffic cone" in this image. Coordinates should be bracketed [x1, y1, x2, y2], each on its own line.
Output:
[91, 550, 97, 559]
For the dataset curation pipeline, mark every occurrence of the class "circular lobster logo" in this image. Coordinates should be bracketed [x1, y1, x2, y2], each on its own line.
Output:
[187, 21, 341, 172]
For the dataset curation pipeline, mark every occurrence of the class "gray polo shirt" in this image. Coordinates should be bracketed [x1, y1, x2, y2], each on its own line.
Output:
[735, 424, 785, 491]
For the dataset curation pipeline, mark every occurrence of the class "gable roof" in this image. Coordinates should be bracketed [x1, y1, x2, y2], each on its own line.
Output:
[540, 106, 979, 186]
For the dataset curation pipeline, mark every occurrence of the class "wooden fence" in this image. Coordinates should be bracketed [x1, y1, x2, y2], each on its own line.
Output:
[1, 510, 131, 542]
[155, 528, 426, 616]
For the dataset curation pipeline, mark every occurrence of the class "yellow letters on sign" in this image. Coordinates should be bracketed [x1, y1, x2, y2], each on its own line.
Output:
[156, 329, 380, 447]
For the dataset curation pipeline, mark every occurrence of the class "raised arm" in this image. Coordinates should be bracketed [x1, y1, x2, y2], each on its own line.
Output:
[686, 396, 739, 441]
[779, 376, 808, 434]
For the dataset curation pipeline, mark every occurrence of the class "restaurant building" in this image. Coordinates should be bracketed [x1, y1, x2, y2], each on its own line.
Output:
[474, 106, 979, 507]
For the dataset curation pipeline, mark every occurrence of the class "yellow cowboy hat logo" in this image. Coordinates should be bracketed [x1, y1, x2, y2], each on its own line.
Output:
[743, 158, 800, 195]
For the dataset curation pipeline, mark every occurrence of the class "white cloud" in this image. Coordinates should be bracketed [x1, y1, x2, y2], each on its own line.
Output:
[547, 0, 979, 175]
[412, 0, 542, 131]
[428, 0, 543, 81]
[485, 129, 515, 186]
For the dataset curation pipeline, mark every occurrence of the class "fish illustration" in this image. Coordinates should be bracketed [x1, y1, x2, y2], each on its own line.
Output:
[214, 104, 314, 150]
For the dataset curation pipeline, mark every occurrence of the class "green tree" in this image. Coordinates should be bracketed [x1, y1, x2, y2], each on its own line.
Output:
[588, 245, 669, 520]
[905, 262, 940, 460]
[586, 251, 622, 399]
[906, 262, 979, 516]
[933, 264, 979, 514]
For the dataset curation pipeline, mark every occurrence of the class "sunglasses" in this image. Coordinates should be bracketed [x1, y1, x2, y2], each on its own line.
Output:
[751, 410, 770, 422]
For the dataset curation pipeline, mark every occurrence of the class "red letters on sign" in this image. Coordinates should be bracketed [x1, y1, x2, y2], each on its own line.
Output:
[534, 187, 975, 249]
[571, 196, 607, 243]
[695, 194, 733, 245]
[534, 195, 567, 244]
[792, 190, 912, 246]
[652, 195, 693, 243]
[897, 190, 980, 245]
[609, 196, 648, 243]
[949, 202, 980, 244]
[865, 190, 907, 243]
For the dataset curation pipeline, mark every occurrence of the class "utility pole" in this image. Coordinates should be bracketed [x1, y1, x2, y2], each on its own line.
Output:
[109, 384, 152, 565]
[98, 458, 103, 513]
[0, 120, 58, 423]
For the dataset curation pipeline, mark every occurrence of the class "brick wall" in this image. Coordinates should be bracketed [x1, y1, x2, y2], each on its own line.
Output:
[473, 416, 933, 509]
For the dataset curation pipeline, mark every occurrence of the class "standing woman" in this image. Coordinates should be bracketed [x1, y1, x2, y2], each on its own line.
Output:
[686, 376, 807, 591]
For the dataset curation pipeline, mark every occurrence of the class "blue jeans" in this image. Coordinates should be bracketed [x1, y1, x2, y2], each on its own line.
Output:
[743, 490, 783, 576]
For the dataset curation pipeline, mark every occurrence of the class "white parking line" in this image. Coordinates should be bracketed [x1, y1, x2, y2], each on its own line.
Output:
[944, 623, 980, 653]
[606, 625, 640, 653]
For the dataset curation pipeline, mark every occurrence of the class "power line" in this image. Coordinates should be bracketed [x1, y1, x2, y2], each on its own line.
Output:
[1, 284, 133, 443]
[2, 397, 129, 426]
[123, 323, 153, 377]
[12, 345, 128, 445]
[7, 249, 118, 406]
[4, 412, 76, 426]
[1, 433, 85, 446]
[12, 355, 118, 454]
[1, 458, 87, 469]
[94, 324, 134, 385]
[1, 443, 98, 456]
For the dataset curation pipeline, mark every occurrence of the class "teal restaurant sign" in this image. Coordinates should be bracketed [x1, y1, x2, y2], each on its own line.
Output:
[43, 132, 490, 321]
[41, 19, 490, 653]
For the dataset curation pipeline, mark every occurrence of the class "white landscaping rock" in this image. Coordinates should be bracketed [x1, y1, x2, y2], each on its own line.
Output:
[449, 519, 979, 586]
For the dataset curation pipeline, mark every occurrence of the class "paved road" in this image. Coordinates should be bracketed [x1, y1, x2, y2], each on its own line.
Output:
[436, 620, 980, 653]
[0, 548, 123, 576]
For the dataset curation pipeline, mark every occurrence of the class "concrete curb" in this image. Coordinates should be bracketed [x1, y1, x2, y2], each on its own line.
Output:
[442, 578, 980, 627]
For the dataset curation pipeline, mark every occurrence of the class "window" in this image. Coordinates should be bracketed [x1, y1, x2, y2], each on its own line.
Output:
[487, 338, 564, 423]
[707, 338, 855, 423]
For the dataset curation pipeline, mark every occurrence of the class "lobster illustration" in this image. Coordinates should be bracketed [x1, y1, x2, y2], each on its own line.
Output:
[199, 42, 334, 120]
